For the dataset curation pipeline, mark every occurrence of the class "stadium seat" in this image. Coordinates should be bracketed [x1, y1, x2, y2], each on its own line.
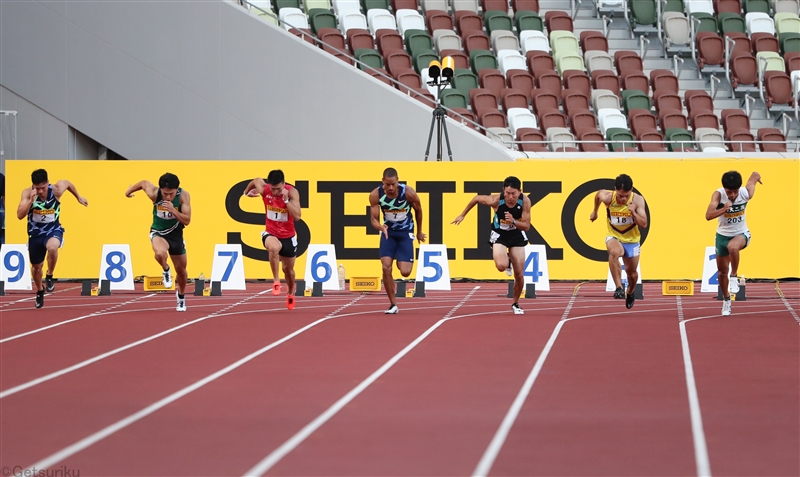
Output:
[441, 49, 470, 69]
[384, 49, 414, 76]
[546, 127, 578, 151]
[427, 11, 455, 35]
[339, 11, 368, 33]
[406, 29, 434, 56]
[659, 109, 690, 130]
[606, 127, 637, 151]
[470, 88, 500, 115]
[637, 130, 668, 151]
[507, 70, 535, 102]
[480, 110, 508, 128]
[479, 68, 507, 97]
[665, 127, 695, 151]
[517, 128, 549, 152]
[527, 50, 556, 74]
[653, 90, 683, 113]
[629, 108, 658, 137]
[563, 89, 591, 116]
[763, 70, 795, 107]
[531, 90, 559, 114]
[580, 31, 609, 52]
[440, 88, 470, 108]
[376, 29, 404, 55]
[562, 71, 592, 98]
[464, 31, 492, 54]
[396, 9, 426, 35]
[456, 12, 484, 35]
[550, 31, 580, 57]
[751, 32, 780, 53]
[721, 109, 751, 137]
[486, 127, 515, 148]
[520, 30, 550, 54]
[578, 129, 609, 151]
[585, 51, 615, 73]
[491, 30, 521, 54]
[614, 51, 644, 75]
[684, 90, 715, 115]
[621, 71, 650, 94]
[538, 109, 568, 132]
[592, 70, 621, 94]
[484, 11, 514, 34]
[545, 10, 574, 32]
[498, 50, 528, 76]
[569, 109, 598, 134]
[367, 8, 397, 35]
[470, 49, 499, 74]
[279, 7, 309, 30]
[690, 110, 721, 129]
[508, 108, 539, 136]
[727, 127, 758, 151]
[434, 29, 463, 52]
[695, 127, 726, 150]
[452, 68, 480, 98]
[592, 89, 622, 110]
[757, 127, 788, 151]
[516, 10, 545, 32]
[650, 70, 679, 94]
[621, 89, 651, 115]
[502, 88, 530, 109]
[536, 71, 564, 100]
[598, 108, 628, 134]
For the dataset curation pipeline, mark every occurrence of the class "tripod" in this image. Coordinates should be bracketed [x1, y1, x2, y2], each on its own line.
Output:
[423, 81, 454, 161]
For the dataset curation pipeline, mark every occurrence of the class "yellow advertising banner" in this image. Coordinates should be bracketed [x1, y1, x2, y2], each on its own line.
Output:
[5, 159, 799, 280]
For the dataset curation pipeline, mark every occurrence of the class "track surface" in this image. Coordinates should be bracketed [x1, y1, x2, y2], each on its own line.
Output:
[1, 281, 797, 476]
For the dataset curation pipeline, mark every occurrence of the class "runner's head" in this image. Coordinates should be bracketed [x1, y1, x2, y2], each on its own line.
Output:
[159, 172, 180, 201]
[502, 176, 522, 206]
[614, 174, 633, 205]
[382, 167, 399, 197]
[721, 171, 742, 201]
[31, 169, 50, 200]
[267, 169, 286, 197]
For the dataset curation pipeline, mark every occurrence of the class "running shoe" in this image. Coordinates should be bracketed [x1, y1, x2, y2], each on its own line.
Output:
[385, 304, 399, 314]
[35, 290, 44, 309]
[162, 267, 173, 288]
[721, 299, 732, 316]
[287, 295, 295, 310]
[272, 282, 282, 296]
[625, 292, 635, 309]
[728, 275, 740, 294]
[45, 275, 55, 293]
[176, 291, 186, 312]
[512, 302, 524, 315]
[613, 287, 625, 299]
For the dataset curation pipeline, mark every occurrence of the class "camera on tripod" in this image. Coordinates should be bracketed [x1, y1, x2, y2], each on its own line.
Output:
[424, 56, 455, 161]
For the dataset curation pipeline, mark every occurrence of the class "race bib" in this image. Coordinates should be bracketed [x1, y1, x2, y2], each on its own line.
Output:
[156, 203, 175, 220]
[384, 210, 408, 222]
[267, 205, 288, 222]
[498, 220, 516, 231]
[609, 213, 633, 226]
[32, 209, 57, 223]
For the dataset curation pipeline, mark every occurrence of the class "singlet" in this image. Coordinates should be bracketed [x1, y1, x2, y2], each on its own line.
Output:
[263, 183, 296, 239]
[28, 185, 63, 237]
[379, 184, 414, 232]
[716, 186, 750, 236]
[492, 199, 524, 237]
[606, 191, 641, 244]
[151, 188, 183, 236]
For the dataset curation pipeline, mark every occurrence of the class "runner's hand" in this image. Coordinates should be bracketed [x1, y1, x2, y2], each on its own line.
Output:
[451, 215, 465, 225]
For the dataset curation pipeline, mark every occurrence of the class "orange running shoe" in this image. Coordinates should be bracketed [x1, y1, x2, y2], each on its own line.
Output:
[286, 294, 295, 310]
[272, 282, 281, 296]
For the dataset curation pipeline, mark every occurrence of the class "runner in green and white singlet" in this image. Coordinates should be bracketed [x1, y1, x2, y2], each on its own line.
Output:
[126, 173, 192, 312]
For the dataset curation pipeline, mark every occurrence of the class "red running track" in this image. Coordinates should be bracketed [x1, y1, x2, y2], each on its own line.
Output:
[1, 281, 797, 476]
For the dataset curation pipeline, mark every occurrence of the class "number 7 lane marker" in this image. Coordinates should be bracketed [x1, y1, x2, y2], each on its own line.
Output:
[242, 286, 481, 476]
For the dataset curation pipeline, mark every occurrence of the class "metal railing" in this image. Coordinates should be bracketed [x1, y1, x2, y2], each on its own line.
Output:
[512, 137, 800, 153]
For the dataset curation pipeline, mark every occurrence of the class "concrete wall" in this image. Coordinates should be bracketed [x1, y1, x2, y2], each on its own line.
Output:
[0, 0, 513, 161]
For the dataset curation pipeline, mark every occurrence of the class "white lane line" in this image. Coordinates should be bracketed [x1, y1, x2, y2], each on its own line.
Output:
[682, 308, 789, 324]
[0, 293, 157, 343]
[775, 283, 800, 324]
[677, 296, 712, 477]
[242, 287, 482, 477]
[472, 292, 578, 477]
[23, 294, 366, 473]
[0, 291, 268, 399]
[0, 286, 81, 307]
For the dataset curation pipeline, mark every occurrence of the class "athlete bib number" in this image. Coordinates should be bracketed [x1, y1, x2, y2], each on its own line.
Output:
[156, 203, 175, 220]
[32, 209, 57, 223]
[384, 210, 407, 222]
[609, 214, 632, 226]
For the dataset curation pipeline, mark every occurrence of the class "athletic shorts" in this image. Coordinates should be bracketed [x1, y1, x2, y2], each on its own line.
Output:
[715, 232, 750, 257]
[28, 229, 64, 265]
[380, 229, 415, 263]
[262, 231, 297, 258]
[488, 229, 528, 249]
[606, 236, 640, 258]
[150, 229, 186, 256]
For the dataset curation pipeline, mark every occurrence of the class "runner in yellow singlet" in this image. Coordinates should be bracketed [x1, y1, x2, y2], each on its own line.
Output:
[590, 174, 648, 309]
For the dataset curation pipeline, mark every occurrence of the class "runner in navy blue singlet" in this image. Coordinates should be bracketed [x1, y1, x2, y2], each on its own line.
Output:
[16, 169, 88, 308]
[369, 168, 426, 314]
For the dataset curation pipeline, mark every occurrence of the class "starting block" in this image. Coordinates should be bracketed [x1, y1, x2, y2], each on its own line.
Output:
[209, 281, 222, 296]
[350, 277, 381, 292]
[395, 280, 406, 297]
[194, 278, 205, 296]
[81, 280, 93, 296]
[506, 282, 537, 299]
[413, 281, 426, 297]
[98, 280, 111, 296]
[295, 280, 305, 297]
[717, 280, 746, 301]
[662, 281, 694, 296]
[311, 281, 323, 297]
[0, 281, 5, 296]
[144, 276, 175, 291]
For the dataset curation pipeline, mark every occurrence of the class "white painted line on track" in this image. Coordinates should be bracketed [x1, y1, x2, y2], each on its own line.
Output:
[242, 287, 482, 476]
[0, 291, 267, 399]
[677, 296, 712, 477]
[0, 293, 157, 343]
[22, 294, 366, 473]
[472, 292, 578, 477]
[0, 286, 81, 307]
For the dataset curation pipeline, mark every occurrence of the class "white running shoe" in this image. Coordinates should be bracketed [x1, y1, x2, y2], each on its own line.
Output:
[162, 267, 173, 288]
[512, 303, 524, 315]
[176, 291, 186, 312]
[728, 276, 740, 294]
[721, 299, 732, 316]
[384, 304, 399, 314]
